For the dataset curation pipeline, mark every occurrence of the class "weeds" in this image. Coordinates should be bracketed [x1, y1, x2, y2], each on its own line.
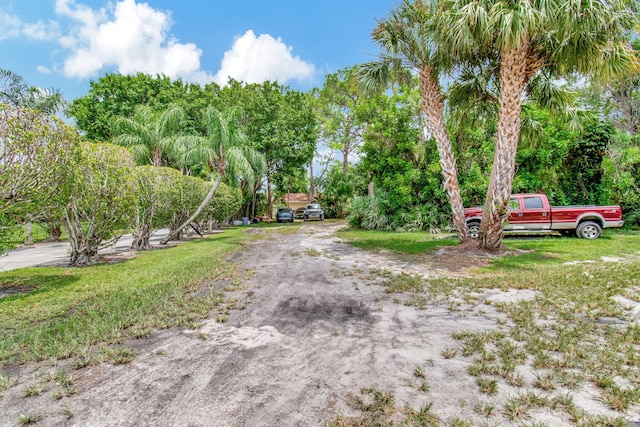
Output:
[343, 231, 640, 423]
[326, 388, 441, 427]
[476, 377, 498, 395]
[23, 383, 46, 397]
[382, 273, 424, 293]
[441, 347, 457, 359]
[17, 413, 42, 426]
[0, 372, 17, 396]
[60, 404, 75, 419]
[414, 365, 427, 379]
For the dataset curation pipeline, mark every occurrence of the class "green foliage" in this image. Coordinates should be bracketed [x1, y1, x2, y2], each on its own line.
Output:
[0, 105, 80, 251]
[203, 181, 242, 224]
[112, 105, 188, 167]
[0, 68, 65, 115]
[350, 87, 451, 231]
[317, 167, 364, 218]
[347, 191, 392, 231]
[132, 166, 184, 250]
[315, 66, 367, 173]
[601, 133, 640, 226]
[219, 80, 317, 211]
[64, 143, 138, 265]
[167, 174, 207, 238]
[560, 120, 614, 205]
[67, 72, 221, 141]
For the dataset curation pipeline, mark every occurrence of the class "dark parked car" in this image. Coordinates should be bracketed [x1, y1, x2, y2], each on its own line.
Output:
[303, 204, 324, 221]
[276, 208, 294, 223]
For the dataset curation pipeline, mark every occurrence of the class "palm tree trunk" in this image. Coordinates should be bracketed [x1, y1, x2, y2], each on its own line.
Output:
[161, 172, 224, 244]
[151, 148, 163, 167]
[419, 67, 468, 242]
[479, 42, 529, 250]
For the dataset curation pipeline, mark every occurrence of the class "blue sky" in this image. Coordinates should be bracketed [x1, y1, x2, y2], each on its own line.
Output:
[1, 0, 396, 102]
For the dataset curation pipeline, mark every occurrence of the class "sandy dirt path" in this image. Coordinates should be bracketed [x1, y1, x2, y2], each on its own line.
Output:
[2, 221, 605, 426]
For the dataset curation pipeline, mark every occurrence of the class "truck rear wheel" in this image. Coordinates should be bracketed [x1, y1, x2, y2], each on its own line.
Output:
[467, 222, 480, 238]
[577, 221, 601, 239]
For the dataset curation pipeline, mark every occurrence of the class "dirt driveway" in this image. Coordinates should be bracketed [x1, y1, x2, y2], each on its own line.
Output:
[0, 221, 626, 426]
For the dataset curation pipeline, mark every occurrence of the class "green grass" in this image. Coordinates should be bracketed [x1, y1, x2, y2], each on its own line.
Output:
[337, 228, 458, 254]
[3, 223, 61, 249]
[0, 227, 256, 366]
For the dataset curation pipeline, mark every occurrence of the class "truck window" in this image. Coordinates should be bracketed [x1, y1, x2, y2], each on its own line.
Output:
[508, 198, 520, 210]
[524, 196, 543, 209]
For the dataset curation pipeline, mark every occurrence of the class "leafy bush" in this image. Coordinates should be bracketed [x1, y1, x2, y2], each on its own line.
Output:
[64, 143, 138, 265]
[347, 191, 392, 231]
[397, 204, 452, 233]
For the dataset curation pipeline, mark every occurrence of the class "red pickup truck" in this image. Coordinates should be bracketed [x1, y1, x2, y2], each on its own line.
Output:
[464, 194, 624, 239]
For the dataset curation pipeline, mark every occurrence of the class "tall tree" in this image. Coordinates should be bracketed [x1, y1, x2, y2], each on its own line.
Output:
[316, 67, 366, 174]
[162, 106, 265, 243]
[0, 69, 65, 115]
[359, 0, 470, 242]
[435, 0, 638, 249]
[67, 72, 221, 141]
[112, 105, 187, 167]
[220, 81, 317, 217]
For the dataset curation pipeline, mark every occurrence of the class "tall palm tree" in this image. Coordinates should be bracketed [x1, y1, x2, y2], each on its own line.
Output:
[162, 106, 265, 243]
[112, 105, 186, 167]
[358, 0, 470, 242]
[0, 68, 65, 115]
[435, 0, 638, 249]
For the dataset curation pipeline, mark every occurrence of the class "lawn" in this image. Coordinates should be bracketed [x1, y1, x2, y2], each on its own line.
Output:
[0, 227, 256, 367]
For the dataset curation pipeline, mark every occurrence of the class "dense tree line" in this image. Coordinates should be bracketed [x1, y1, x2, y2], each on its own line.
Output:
[1, 0, 638, 258]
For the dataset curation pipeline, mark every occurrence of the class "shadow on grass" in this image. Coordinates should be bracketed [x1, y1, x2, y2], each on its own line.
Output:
[0, 270, 80, 302]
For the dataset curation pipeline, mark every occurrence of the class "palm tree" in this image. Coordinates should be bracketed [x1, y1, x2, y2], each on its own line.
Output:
[112, 105, 186, 167]
[358, 0, 470, 242]
[0, 68, 65, 115]
[162, 106, 265, 243]
[434, 0, 638, 249]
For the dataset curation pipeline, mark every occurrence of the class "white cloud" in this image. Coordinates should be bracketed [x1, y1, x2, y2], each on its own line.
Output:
[0, 9, 59, 41]
[55, 0, 211, 81]
[37, 65, 52, 74]
[213, 30, 316, 86]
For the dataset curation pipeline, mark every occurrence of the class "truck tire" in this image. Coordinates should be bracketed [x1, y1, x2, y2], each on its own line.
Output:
[577, 221, 601, 239]
[467, 221, 480, 238]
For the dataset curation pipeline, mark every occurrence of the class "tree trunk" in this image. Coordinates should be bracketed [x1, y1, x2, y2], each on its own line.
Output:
[47, 223, 62, 241]
[419, 67, 468, 242]
[151, 148, 163, 167]
[251, 180, 260, 219]
[368, 181, 374, 197]
[131, 223, 151, 251]
[161, 172, 224, 244]
[479, 42, 529, 250]
[266, 172, 273, 219]
[309, 162, 315, 199]
[64, 207, 95, 266]
[342, 149, 349, 174]
[24, 221, 33, 245]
